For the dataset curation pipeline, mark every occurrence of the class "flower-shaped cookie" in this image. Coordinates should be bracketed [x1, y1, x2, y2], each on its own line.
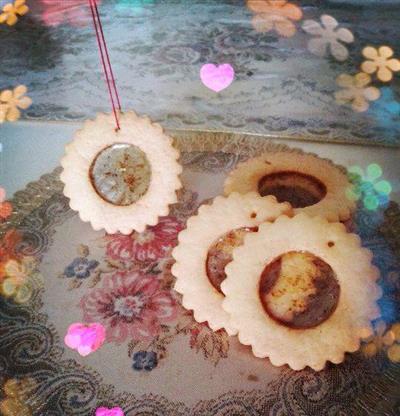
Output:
[60, 112, 182, 234]
[247, 0, 303, 37]
[361, 46, 400, 82]
[335, 73, 380, 112]
[0, 85, 32, 123]
[0, 0, 28, 26]
[224, 151, 356, 222]
[222, 214, 381, 371]
[302, 15, 354, 61]
[173, 192, 292, 335]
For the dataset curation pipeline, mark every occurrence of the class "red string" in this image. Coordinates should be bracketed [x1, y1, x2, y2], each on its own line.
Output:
[88, 0, 121, 130]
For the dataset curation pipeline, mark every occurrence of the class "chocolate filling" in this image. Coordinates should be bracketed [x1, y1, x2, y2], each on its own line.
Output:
[89, 143, 151, 206]
[257, 171, 327, 208]
[206, 227, 258, 293]
[259, 251, 340, 329]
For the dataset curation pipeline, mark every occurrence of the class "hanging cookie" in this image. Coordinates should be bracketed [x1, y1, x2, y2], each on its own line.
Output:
[60, 112, 182, 234]
[221, 213, 381, 371]
[172, 192, 292, 335]
[224, 152, 355, 222]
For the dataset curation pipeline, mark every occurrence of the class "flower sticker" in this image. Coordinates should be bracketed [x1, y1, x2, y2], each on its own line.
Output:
[132, 350, 158, 371]
[346, 163, 392, 211]
[362, 321, 400, 363]
[0, 187, 12, 220]
[0, 378, 35, 416]
[64, 322, 106, 356]
[335, 73, 380, 112]
[302, 15, 354, 61]
[247, 0, 303, 38]
[0, 85, 32, 123]
[0, 0, 29, 26]
[361, 46, 400, 82]
[115, 0, 154, 15]
[95, 407, 124, 416]
[370, 87, 400, 127]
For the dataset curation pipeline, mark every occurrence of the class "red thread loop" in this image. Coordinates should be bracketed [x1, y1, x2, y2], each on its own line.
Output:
[88, 0, 122, 130]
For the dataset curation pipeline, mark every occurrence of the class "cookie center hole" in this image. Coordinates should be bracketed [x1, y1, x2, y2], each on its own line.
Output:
[259, 251, 340, 329]
[206, 227, 258, 294]
[257, 171, 327, 208]
[89, 143, 151, 206]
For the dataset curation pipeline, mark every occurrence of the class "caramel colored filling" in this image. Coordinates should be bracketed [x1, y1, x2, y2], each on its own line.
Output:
[259, 251, 340, 329]
[89, 143, 151, 206]
[258, 171, 327, 208]
[206, 227, 258, 293]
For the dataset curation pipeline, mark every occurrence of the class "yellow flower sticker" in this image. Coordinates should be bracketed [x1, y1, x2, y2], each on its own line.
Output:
[335, 72, 380, 112]
[0, 0, 29, 26]
[362, 320, 400, 363]
[247, 0, 303, 38]
[361, 46, 400, 82]
[0, 85, 32, 123]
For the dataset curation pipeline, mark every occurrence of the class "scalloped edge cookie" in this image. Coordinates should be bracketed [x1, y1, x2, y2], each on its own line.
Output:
[60, 111, 182, 234]
[172, 192, 292, 335]
[224, 152, 356, 222]
[222, 213, 381, 370]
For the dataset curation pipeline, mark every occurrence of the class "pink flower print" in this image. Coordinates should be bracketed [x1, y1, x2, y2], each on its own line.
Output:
[64, 322, 106, 356]
[79, 271, 177, 343]
[105, 216, 184, 264]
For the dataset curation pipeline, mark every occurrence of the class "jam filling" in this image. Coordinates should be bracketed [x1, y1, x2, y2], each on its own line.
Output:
[206, 227, 258, 293]
[89, 143, 151, 206]
[259, 251, 340, 329]
[258, 171, 327, 208]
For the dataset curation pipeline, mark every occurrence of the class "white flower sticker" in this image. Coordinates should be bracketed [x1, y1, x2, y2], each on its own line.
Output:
[302, 15, 354, 61]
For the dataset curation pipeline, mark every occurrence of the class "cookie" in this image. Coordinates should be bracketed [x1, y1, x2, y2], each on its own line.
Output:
[172, 192, 292, 335]
[221, 213, 381, 370]
[61, 112, 182, 234]
[224, 152, 355, 222]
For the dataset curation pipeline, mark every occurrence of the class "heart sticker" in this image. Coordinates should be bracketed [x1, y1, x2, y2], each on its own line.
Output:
[95, 407, 124, 416]
[64, 322, 106, 356]
[200, 63, 235, 92]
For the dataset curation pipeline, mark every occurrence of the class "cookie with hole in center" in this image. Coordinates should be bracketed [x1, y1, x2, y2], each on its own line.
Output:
[224, 152, 355, 222]
[221, 213, 381, 370]
[172, 192, 292, 335]
[60, 112, 182, 234]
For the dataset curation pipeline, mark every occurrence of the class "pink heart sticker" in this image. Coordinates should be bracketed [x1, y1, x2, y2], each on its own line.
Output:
[95, 407, 124, 416]
[64, 322, 106, 356]
[200, 63, 235, 92]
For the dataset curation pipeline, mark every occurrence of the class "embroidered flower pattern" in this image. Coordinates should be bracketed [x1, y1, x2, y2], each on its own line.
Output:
[335, 73, 380, 112]
[0, 85, 32, 123]
[361, 46, 400, 82]
[362, 321, 400, 363]
[40, 0, 102, 27]
[0, 0, 29, 26]
[247, 0, 303, 38]
[0, 187, 13, 220]
[132, 350, 158, 371]
[302, 15, 354, 61]
[105, 216, 184, 265]
[80, 271, 178, 344]
[346, 163, 392, 211]
[64, 257, 99, 279]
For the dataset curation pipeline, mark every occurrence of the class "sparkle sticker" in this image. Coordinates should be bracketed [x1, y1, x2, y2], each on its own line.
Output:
[95, 407, 124, 416]
[200, 64, 235, 93]
[346, 163, 392, 211]
[64, 322, 106, 356]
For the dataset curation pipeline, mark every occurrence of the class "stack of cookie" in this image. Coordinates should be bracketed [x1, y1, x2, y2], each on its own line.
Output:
[172, 152, 381, 371]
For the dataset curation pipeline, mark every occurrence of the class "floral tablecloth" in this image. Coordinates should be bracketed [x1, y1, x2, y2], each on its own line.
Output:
[1, 131, 399, 415]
